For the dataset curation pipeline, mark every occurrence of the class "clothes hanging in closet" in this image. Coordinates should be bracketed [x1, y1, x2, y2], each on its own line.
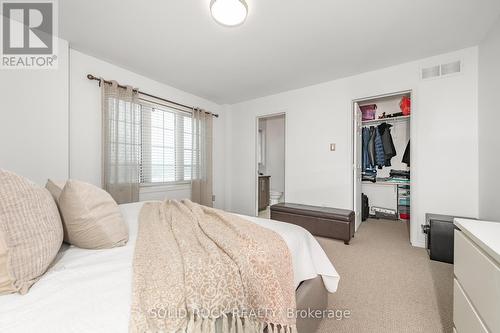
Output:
[378, 122, 397, 167]
[368, 127, 376, 168]
[362, 127, 378, 182]
[374, 127, 385, 169]
[402, 140, 410, 166]
[362, 122, 397, 172]
[362, 127, 371, 172]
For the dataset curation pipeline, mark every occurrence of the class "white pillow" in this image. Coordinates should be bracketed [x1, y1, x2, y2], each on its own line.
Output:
[58, 180, 129, 249]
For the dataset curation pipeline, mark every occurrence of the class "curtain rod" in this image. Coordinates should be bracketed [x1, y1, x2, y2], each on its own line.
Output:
[86, 74, 219, 118]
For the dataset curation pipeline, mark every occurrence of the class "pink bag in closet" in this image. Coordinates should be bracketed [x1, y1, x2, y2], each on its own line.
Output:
[360, 104, 377, 121]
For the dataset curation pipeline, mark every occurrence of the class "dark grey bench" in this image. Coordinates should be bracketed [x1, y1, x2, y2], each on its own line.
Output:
[270, 203, 355, 244]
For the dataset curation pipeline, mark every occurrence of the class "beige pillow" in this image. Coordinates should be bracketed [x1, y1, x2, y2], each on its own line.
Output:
[58, 180, 128, 249]
[0, 170, 63, 295]
[45, 179, 66, 202]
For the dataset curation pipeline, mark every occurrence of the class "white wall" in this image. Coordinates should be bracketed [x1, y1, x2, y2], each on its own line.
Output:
[0, 39, 69, 185]
[478, 17, 500, 222]
[362, 185, 399, 213]
[264, 115, 285, 194]
[69, 49, 226, 209]
[227, 47, 479, 247]
[257, 118, 267, 174]
[0, 43, 226, 207]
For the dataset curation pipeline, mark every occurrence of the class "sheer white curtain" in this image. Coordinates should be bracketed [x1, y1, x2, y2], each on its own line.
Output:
[191, 108, 213, 207]
[101, 81, 141, 204]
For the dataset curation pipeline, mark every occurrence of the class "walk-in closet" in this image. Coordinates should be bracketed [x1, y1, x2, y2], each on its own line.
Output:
[353, 91, 412, 235]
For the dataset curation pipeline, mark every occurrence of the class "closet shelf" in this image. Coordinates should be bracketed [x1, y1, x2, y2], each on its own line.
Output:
[362, 180, 410, 186]
[362, 115, 410, 125]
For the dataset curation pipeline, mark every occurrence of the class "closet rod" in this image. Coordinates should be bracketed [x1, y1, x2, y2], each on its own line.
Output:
[86, 74, 219, 118]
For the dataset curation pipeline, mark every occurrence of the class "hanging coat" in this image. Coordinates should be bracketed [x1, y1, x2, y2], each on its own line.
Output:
[402, 140, 410, 166]
[368, 127, 376, 168]
[374, 127, 386, 169]
[378, 122, 397, 167]
[362, 127, 371, 171]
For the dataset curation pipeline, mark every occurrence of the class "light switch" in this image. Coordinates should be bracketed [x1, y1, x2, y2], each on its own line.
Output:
[330, 143, 336, 151]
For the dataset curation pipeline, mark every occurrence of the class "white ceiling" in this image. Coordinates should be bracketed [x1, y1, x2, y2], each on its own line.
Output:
[60, 0, 500, 104]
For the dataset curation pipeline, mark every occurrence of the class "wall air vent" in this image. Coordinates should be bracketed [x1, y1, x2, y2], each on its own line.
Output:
[421, 65, 441, 79]
[440, 61, 461, 75]
[421, 60, 462, 80]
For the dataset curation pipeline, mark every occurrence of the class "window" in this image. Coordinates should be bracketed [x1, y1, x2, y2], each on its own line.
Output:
[140, 101, 194, 185]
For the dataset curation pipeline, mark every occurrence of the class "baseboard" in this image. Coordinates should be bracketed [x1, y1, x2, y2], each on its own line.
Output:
[411, 239, 426, 248]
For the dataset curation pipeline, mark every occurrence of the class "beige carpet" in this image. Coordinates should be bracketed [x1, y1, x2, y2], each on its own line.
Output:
[315, 219, 453, 333]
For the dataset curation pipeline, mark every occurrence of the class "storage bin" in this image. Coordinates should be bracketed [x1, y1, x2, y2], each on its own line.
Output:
[360, 104, 377, 120]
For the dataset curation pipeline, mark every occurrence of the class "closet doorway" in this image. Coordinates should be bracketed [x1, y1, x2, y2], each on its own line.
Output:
[352, 91, 413, 242]
[255, 113, 286, 218]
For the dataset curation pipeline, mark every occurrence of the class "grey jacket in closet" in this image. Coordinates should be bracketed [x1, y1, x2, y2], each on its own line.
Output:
[378, 122, 396, 166]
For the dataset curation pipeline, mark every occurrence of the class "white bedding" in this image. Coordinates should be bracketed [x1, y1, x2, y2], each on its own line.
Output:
[0, 202, 339, 333]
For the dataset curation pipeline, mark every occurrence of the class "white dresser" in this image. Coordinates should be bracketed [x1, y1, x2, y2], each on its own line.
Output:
[453, 219, 500, 333]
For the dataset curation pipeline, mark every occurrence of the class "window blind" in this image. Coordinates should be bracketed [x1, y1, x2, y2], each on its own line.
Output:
[140, 100, 195, 185]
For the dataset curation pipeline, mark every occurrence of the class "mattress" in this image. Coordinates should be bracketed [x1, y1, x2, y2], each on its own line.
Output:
[0, 202, 339, 333]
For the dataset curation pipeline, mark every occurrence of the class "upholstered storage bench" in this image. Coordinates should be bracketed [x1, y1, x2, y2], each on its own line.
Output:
[270, 203, 355, 244]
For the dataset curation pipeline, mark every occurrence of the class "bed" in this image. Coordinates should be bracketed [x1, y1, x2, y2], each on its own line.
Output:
[0, 202, 340, 333]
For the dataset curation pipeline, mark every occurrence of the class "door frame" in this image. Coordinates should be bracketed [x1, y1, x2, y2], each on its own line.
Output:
[255, 112, 286, 217]
[351, 90, 415, 241]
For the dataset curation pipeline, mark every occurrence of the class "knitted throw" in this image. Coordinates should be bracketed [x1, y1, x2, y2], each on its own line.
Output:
[130, 200, 297, 333]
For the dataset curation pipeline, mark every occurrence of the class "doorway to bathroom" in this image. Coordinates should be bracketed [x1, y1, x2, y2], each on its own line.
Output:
[255, 113, 286, 218]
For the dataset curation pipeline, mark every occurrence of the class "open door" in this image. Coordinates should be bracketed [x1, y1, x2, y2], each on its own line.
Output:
[353, 102, 363, 230]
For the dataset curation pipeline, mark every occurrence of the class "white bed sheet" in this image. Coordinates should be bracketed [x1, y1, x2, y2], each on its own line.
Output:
[0, 202, 339, 333]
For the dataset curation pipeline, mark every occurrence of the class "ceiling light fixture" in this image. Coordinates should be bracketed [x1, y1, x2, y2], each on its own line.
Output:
[210, 0, 248, 27]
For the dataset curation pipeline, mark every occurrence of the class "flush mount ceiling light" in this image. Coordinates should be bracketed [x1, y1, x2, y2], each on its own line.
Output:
[210, 0, 248, 27]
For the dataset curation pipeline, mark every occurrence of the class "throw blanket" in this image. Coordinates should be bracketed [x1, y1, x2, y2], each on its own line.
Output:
[130, 200, 297, 333]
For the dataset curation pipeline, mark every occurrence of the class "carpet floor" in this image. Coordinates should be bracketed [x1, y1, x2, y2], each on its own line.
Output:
[315, 219, 454, 333]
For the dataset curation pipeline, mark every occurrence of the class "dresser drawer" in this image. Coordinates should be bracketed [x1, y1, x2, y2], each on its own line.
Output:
[454, 230, 500, 332]
[453, 279, 488, 333]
